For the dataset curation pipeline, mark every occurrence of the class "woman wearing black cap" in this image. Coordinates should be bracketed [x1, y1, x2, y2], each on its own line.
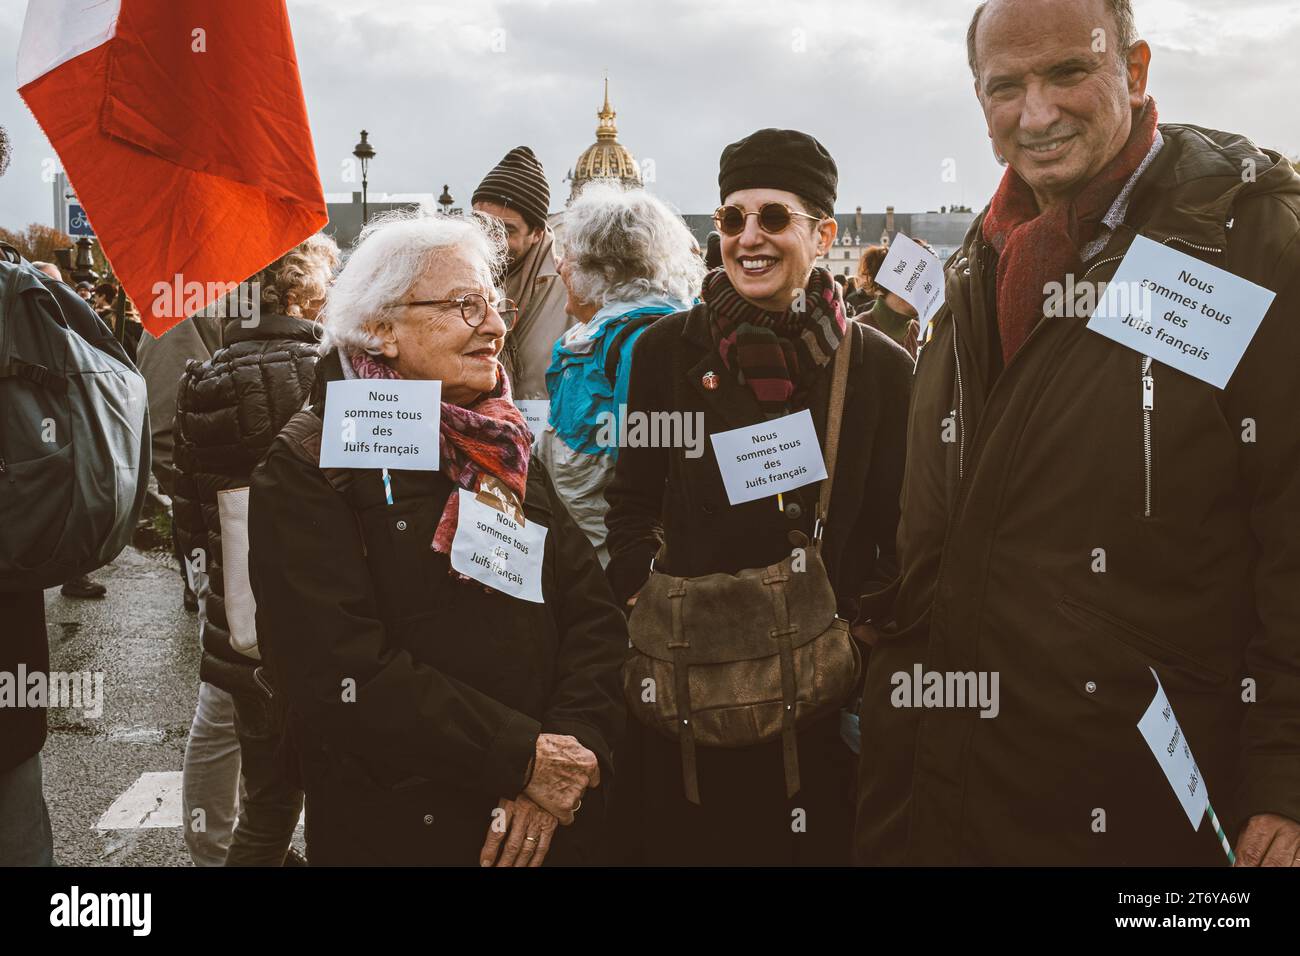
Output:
[604, 128, 913, 865]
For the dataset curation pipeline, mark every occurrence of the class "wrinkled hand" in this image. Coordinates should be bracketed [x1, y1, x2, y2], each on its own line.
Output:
[1233, 813, 1300, 866]
[523, 733, 599, 825]
[479, 794, 559, 867]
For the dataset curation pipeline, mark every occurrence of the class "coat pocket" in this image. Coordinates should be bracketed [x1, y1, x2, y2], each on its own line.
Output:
[1058, 595, 1227, 685]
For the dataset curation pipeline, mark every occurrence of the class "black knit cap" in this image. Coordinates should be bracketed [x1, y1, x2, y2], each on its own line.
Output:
[718, 128, 837, 215]
[472, 146, 550, 230]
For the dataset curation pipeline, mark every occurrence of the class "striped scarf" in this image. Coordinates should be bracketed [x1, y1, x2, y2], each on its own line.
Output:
[347, 350, 532, 557]
[703, 266, 847, 418]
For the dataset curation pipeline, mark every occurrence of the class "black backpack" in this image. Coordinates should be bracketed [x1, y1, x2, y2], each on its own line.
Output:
[0, 244, 150, 591]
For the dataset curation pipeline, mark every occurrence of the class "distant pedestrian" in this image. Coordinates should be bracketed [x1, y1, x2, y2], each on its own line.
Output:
[536, 182, 701, 564]
[173, 233, 338, 866]
[852, 244, 920, 359]
[471, 146, 573, 400]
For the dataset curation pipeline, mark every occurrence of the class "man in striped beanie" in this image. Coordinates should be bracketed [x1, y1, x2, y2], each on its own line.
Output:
[472, 146, 573, 401]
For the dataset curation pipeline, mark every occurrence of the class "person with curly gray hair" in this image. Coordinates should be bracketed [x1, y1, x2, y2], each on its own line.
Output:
[535, 183, 702, 565]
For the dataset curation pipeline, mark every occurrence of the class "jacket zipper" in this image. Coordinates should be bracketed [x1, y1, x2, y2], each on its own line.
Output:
[949, 234, 1223, 492]
[952, 331, 966, 480]
[1082, 235, 1223, 519]
[1081, 235, 1225, 283]
[1141, 355, 1155, 517]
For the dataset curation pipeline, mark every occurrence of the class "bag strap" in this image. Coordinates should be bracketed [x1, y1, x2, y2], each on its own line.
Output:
[666, 580, 700, 804]
[602, 311, 661, 386]
[813, 325, 852, 548]
[762, 562, 802, 798]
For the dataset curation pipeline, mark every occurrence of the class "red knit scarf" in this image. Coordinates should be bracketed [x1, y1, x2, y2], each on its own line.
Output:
[982, 97, 1158, 364]
[348, 350, 532, 556]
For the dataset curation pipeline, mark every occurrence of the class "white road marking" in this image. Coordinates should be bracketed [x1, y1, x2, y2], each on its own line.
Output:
[96, 771, 305, 830]
[96, 771, 184, 829]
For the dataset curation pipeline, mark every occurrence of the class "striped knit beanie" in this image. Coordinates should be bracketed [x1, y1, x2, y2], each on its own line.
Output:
[471, 146, 550, 230]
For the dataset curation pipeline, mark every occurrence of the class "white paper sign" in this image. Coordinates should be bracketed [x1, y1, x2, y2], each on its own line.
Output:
[515, 399, 549, 438]
[319, 379, 440, 470]
[450, 489, 547, 602]
[1136, 667, 1209, 830]
[874, 232, 946, 323]
[709, 409, 827, 506]
[1087, 236, 1275, 389]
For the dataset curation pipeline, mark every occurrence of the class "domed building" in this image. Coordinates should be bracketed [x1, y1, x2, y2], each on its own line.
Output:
[566, 78, 642, 202]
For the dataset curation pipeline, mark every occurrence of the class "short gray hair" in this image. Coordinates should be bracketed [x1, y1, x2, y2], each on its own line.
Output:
[555, 182, 704, 308]
[967, 0, 1137, 85]
[318, 208, 506, 353]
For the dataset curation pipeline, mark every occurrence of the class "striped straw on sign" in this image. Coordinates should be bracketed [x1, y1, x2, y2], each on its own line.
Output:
[1207, 802, 1235, 865]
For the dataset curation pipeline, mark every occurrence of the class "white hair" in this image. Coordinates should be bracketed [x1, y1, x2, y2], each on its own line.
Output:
[318, 208, 507, 353]
[555, 182, 704, 308]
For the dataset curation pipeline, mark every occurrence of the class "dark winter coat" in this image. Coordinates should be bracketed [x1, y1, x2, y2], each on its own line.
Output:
[172, 314, 321, 695]
[603, 304, 913, 864]
[855, 125, 1300, 866]
[247, 351, 628, 865]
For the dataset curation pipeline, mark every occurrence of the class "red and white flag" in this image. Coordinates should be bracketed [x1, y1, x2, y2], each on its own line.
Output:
[17, 0, 327, 336]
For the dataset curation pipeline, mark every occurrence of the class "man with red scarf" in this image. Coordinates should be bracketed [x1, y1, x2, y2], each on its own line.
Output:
[855, 0, 1300, 866]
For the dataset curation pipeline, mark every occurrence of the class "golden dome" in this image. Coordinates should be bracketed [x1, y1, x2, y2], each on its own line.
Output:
[569, 78, 642, 199]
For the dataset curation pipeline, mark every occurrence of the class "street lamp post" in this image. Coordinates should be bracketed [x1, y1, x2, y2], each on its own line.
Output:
[352, 129, 376, 227]
[70, 236, 98, 285]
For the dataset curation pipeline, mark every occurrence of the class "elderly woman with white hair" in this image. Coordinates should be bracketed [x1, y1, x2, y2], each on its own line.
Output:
[247, 211, 627, 866]
[538, 183, 703, 564]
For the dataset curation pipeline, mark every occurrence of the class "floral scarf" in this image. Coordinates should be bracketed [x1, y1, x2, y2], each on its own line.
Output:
[347, 349, 532, 555]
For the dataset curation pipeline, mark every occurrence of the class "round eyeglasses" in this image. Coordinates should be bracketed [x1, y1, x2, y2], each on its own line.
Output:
[386, 292, 519, 331]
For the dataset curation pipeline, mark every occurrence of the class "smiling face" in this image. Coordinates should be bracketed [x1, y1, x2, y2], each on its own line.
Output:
[974, 0, 1150, 211]
[720, 188, 836, 313]
[367, 250, 507, 405]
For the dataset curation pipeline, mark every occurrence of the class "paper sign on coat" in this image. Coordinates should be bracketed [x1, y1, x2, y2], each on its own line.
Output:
[450, 489, 547, 602]
[515, 399, 550, 440]
[1136, 667, 1209, 830]
[874, 232, 946, 323]
[710, 409, 827, 506]
[1087, 235, 1275, 389]
[319, 379, 440, 470]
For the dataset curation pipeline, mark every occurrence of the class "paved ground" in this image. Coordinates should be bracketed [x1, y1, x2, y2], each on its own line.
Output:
[40, 544, 303, 866]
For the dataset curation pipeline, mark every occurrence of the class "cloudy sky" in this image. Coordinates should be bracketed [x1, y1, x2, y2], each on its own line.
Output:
[2, 0, 1298, 231]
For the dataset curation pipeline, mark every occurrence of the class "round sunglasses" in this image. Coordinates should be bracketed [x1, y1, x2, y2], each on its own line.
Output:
[713, 202, 825, 237]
